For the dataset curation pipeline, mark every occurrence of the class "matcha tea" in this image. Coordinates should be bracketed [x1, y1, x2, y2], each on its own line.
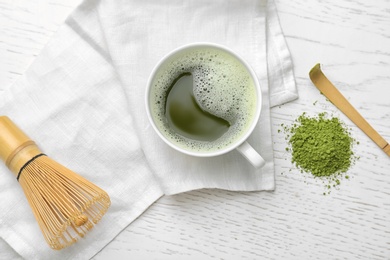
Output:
[165, 72, 230, 141]
[149, 46, 258, 153]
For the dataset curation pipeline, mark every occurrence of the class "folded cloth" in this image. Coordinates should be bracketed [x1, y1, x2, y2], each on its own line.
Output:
[0, 0, 298, 259]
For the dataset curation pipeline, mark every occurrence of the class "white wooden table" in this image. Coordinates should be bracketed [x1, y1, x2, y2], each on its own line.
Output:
[1, 0, 389, 259]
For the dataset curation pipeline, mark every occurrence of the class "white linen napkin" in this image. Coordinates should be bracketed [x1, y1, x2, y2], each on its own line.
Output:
[0, 0, 298, 259]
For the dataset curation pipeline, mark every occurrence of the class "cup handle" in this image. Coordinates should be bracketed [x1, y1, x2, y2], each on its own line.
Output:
[235, 141, 266, 169]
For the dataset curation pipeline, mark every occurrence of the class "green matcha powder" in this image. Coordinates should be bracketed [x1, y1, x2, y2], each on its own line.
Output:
[282, 112, 358, 193]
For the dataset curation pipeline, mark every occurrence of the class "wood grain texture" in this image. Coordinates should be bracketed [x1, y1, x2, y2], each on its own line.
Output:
[0, 0, 389, 259]
[0, 0, 81, 90]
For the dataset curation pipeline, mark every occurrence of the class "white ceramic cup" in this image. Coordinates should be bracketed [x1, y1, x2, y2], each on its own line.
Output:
[145, 43, 265, 168]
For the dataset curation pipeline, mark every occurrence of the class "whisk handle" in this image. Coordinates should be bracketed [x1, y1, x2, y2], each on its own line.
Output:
[0, 116, 43, 177]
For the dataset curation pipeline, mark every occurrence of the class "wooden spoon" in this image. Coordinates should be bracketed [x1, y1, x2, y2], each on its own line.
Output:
[309, 63, 390, 157]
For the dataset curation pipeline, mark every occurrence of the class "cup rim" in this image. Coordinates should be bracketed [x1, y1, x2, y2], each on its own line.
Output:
[145, 42, 262, 157]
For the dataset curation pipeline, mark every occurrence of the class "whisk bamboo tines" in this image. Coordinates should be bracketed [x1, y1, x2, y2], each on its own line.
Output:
[0, 116, 111, 250]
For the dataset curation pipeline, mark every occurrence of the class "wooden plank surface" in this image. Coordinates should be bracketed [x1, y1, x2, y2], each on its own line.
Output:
[0, 0, 389, 259]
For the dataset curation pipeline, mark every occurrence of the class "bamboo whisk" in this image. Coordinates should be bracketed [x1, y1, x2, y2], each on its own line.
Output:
[0, 116, 111, 250]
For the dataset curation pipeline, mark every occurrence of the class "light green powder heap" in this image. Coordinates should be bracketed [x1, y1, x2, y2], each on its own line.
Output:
[282, 112, 358, 192]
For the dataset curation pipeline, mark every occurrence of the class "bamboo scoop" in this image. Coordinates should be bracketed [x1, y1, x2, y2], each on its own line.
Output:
[309, 63, 390, 156]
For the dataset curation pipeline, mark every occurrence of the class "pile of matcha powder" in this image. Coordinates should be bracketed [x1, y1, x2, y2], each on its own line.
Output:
[281, 112, 358, 192]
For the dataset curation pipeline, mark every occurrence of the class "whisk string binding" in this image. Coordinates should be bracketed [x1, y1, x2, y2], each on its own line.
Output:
[0, 116, 111, 250]
[17, 153, 46, 181]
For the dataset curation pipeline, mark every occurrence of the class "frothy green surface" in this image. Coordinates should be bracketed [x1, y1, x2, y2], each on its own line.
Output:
[165, 72, 230, 141]
[150, 46, 257, 153]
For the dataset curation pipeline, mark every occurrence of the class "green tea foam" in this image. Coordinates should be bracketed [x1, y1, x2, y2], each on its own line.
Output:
[149, 46, 258, 153]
